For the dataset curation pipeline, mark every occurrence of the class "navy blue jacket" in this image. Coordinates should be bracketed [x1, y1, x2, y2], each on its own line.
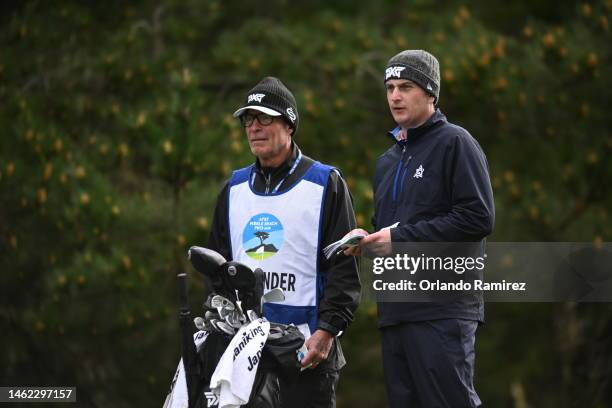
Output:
[373, 109, 495, 325]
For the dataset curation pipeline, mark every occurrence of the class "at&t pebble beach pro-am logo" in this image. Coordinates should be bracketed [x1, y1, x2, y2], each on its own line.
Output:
[242, 213, 284, 260]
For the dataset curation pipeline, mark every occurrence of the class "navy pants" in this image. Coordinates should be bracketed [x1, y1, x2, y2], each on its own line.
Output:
[381, 319, 481, 408]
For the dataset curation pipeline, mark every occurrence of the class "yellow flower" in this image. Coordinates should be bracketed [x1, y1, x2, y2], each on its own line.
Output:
[163, 140, 173, 154]
[80, 192, 90, 205]
[587, 151, 598, 164]
[181, 68, 192, 86]
[57, 274, 67, 286]
[122, 255, 132, 269]
[112, 205, 121, 216]
[54, 139, 63, 152]
[248, 58, 260, 70]
[75, 165, 86, 179]
[177, 234, 187, 246]
[136, 112, 146, 127]
[542, 33, 555, 48]
[532, 181, 542, 192]
[581, 3, 592, 17]
[118, 143, 129, 157]
[197, 217, 209, 229]
[37, 188, 47, 204]
[231, 140, 242, 153]
[444, 69, 455, 83]
[43, 163, 53, 180]
[35, 321, 46, 332]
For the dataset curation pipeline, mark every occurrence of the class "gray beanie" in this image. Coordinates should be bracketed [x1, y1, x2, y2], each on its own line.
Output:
[384, 50, 440, 104]
[233, 76, 299, 135]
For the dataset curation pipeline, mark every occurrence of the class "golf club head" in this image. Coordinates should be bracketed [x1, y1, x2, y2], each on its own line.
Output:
[225, 313, 242, 329]
[261, 287, 286, 314]
[188, 246, 226, 277]
[218, 304, 236, 321]
[194, 316, 206, 331]
[211, 295, 235, 310]
[216, 321, 235, 336]
[247, 310, 259, 322]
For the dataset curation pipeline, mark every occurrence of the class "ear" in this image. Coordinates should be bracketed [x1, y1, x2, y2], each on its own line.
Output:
[284, 122, 294, 136]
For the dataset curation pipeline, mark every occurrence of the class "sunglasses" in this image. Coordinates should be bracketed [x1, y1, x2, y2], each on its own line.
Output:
[240, 112, 275, 127]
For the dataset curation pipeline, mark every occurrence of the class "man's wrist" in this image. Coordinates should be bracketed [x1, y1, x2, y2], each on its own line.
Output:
[317, 320, 341, 337]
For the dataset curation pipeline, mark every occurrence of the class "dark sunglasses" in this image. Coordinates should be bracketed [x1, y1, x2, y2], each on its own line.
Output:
[240, 112, 275, 127]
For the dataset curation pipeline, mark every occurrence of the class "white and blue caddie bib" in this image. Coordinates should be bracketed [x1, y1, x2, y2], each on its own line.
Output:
[227, 161, 333, 339]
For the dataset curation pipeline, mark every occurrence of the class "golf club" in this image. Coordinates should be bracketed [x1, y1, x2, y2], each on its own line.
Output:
[247, 310, 259, 322]
[194, 316, 206, 331]
[260, 287, 286, 314]
[216, 320, 236, 336]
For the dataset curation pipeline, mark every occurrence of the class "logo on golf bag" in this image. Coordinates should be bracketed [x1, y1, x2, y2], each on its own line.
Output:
[204, 391, 218, 407]
[243, 213, 284, 260]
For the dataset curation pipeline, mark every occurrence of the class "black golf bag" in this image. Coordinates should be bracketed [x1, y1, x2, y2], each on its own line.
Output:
[166, 246, 305, 408]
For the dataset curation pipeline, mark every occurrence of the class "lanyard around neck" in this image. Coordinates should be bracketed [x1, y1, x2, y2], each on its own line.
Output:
[250, 149, 302, 194]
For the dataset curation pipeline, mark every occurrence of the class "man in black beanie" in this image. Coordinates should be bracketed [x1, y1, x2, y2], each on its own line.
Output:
[207, 76, 361, 407]
[346, 50, 495, 407]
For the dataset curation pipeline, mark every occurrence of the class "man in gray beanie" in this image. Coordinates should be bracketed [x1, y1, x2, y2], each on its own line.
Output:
[207, 76, 361, 408]
[345, 50, 495, 407]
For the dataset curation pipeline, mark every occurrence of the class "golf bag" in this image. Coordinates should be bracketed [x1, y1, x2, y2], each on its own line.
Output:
[164, 246, 305, 408]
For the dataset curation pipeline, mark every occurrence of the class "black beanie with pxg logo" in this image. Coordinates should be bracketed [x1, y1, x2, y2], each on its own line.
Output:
[233, 77, 299, 135]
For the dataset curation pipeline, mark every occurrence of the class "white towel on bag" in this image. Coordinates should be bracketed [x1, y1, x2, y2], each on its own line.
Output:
[209, 318, 270, 408]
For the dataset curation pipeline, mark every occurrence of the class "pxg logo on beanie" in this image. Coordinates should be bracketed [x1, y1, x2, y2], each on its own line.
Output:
[233, 76, 299, 135]
[384, 49, 441, 104]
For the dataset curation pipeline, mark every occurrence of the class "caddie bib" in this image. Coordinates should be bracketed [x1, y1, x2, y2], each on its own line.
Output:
[227, 161, 333, 338]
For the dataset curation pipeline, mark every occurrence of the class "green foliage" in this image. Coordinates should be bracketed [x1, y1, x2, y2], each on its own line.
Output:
[1, 1, 611, 406]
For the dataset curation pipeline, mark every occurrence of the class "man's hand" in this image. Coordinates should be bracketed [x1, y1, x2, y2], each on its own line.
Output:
[359, 228, 392, 256]
[300, 329, 334, 369]
[342, 228, 370, 256]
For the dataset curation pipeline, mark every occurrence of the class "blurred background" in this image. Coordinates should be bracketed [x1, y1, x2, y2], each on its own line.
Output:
[1, 0, 611, 406]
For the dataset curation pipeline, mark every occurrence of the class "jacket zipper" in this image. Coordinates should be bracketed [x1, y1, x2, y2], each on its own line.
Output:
[392, 145, 410, 201]
[400, 155, 413, 194]
[264, 173, 271, 194]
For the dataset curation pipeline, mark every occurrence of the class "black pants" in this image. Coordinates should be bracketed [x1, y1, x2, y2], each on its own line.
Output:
[279, 368, 339, 408]
[381, 319, 481, 408]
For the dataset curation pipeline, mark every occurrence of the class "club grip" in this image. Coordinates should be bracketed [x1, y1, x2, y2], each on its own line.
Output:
[177, 272, 189, 314]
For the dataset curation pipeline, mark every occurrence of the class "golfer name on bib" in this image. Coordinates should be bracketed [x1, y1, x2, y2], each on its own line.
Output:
[264, 271, 296, 292]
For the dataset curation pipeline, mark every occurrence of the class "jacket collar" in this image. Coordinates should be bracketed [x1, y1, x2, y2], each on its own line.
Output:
[387, 108, 446, 145]
[254, 141, 298, 177]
